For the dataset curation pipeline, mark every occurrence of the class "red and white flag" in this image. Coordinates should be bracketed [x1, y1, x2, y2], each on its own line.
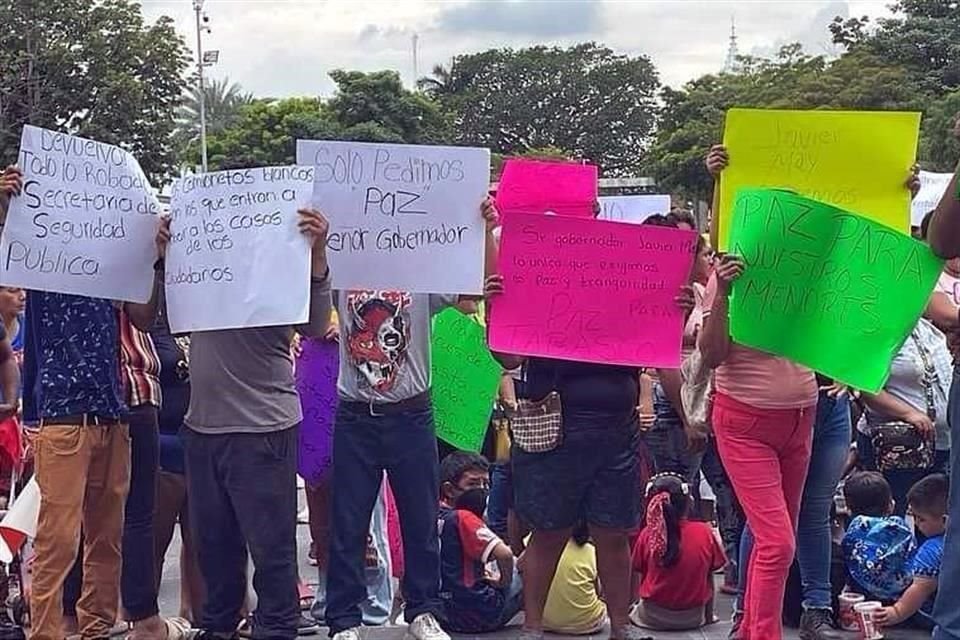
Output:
[0, 477, 39, 563]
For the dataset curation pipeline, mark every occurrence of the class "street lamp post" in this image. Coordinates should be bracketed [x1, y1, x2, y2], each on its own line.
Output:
[193, 0, 209, 173]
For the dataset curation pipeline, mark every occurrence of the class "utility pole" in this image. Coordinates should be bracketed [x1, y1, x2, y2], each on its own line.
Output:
[412, 33, 420, 90]
[193, 0, 211, 172]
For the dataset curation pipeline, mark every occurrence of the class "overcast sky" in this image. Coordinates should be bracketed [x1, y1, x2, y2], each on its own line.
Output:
[141, 0, 892, 97]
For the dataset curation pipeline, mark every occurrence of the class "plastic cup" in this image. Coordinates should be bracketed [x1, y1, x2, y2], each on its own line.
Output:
[839, 592, 865, 631]
[854, 601, 884, 639]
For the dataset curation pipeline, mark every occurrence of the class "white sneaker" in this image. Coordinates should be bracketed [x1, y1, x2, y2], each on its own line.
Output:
[406, 613, 450, 640]
[331, 628, 361, 640]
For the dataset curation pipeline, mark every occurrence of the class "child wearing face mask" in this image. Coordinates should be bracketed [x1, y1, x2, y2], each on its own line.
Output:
[437, 452, 522, 633]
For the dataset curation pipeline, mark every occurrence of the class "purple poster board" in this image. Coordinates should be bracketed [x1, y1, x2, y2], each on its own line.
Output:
[296, 338, 339, 486]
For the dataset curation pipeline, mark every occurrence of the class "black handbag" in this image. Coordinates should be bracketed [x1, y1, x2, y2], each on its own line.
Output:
[870, 332, 937, 472]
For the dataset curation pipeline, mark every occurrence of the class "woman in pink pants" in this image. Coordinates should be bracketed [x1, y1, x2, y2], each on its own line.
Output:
[699, 246, 817, 639]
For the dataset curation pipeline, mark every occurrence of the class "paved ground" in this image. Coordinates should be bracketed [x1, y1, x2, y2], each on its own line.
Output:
[155, 486, 932, 640]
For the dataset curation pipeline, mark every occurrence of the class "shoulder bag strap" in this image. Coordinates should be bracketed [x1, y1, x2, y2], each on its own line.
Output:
[909, 331, 937, 421]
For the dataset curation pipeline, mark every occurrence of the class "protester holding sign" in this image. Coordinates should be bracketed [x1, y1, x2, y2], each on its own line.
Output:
[698, 251, 817, 640]
[487, 206, 696, 640]
[323, 199, 498, 640]
[924, 160, 960, 640]
[644, 224, 743, 594]
[61, 311, 173, 640]
[133, 200, 333, 640]
[702, 149, 820, 640]
[706, 143, 933, 639]
[0, 164, 159, 640]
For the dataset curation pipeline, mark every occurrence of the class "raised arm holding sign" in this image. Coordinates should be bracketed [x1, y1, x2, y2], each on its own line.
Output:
[489, 212, 696, 367]
[296, 140, 490, 294]
[716, 109, 920, 250]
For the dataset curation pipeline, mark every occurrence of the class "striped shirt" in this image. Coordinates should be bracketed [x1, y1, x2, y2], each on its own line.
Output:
[119, 310, 161, 408]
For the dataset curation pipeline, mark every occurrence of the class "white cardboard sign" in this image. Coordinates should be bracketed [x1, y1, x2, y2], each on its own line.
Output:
[0, 125, 159, 302]
[296, 140, 490, 294]
[912, 171, 954, 227]
[165, 166, 314, 333]
[597, 195, 672, 224]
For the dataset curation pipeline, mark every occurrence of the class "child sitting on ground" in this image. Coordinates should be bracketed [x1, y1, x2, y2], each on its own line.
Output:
[537, 521, 607, 635]
[438, 452, 522, 633]
[629, 473, 725, 631]
[841, 471, 915, 603]
[874, 474, 947, 630]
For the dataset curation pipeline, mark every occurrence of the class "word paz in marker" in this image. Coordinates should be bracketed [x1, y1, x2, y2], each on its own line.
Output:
[727, 187, 943, 392]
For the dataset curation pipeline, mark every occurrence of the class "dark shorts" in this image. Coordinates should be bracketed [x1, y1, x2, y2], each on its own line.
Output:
[512, 419, 642, 531]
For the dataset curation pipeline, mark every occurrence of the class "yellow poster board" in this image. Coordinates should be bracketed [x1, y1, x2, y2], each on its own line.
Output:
[717, 108, 920, 250]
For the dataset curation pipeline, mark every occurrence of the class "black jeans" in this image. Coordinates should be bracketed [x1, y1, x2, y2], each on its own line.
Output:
[185, 426, 299, 640]
[62, 404, 160, 621]
[326, 403, 442, 633]
[124, 405, 160, 620]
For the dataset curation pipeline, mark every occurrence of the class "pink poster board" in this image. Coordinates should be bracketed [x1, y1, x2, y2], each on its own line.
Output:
[489, 212, 697, 367]
[495, 159, 597, 218]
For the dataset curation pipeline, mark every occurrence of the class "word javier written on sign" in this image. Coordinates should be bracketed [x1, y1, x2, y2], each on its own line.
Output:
[489, 212, 697, 368]
[296, 140, 490, 294]
[0, 125, 159, 302]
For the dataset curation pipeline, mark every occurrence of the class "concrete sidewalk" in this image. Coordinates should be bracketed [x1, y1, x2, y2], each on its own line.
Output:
[156, 487, 932, 640]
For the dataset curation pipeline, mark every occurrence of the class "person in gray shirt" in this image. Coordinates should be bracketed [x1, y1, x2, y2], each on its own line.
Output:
[137, 207, 333, 640]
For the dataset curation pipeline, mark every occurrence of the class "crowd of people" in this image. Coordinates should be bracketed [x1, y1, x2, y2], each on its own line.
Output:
[0, 126, 956, 640]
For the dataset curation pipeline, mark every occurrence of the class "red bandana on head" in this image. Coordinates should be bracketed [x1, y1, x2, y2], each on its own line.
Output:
[647, 491, 671, 561]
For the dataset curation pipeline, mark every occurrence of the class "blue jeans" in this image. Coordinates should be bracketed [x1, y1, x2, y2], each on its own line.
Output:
[934, 368, 960, 639]
[488, 462, 511, 540]
[488, 568, 524, 631]
[736, 392, 850, 612]
[326, 403, 442, 633]
[312, 478, 392, 626]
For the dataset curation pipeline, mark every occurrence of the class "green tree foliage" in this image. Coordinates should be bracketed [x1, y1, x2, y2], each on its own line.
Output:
[0, 0, 189, 181]
[645, 45, 933, 200]
[426, 43, 659, 176]
[830, 0, 960, 94]
[191, 71, 450, 170]
[174, 77, 255, 156]
[192, 98, 336, 170]
[327, 70, 450, 144]
[920, 90, 960, 171]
